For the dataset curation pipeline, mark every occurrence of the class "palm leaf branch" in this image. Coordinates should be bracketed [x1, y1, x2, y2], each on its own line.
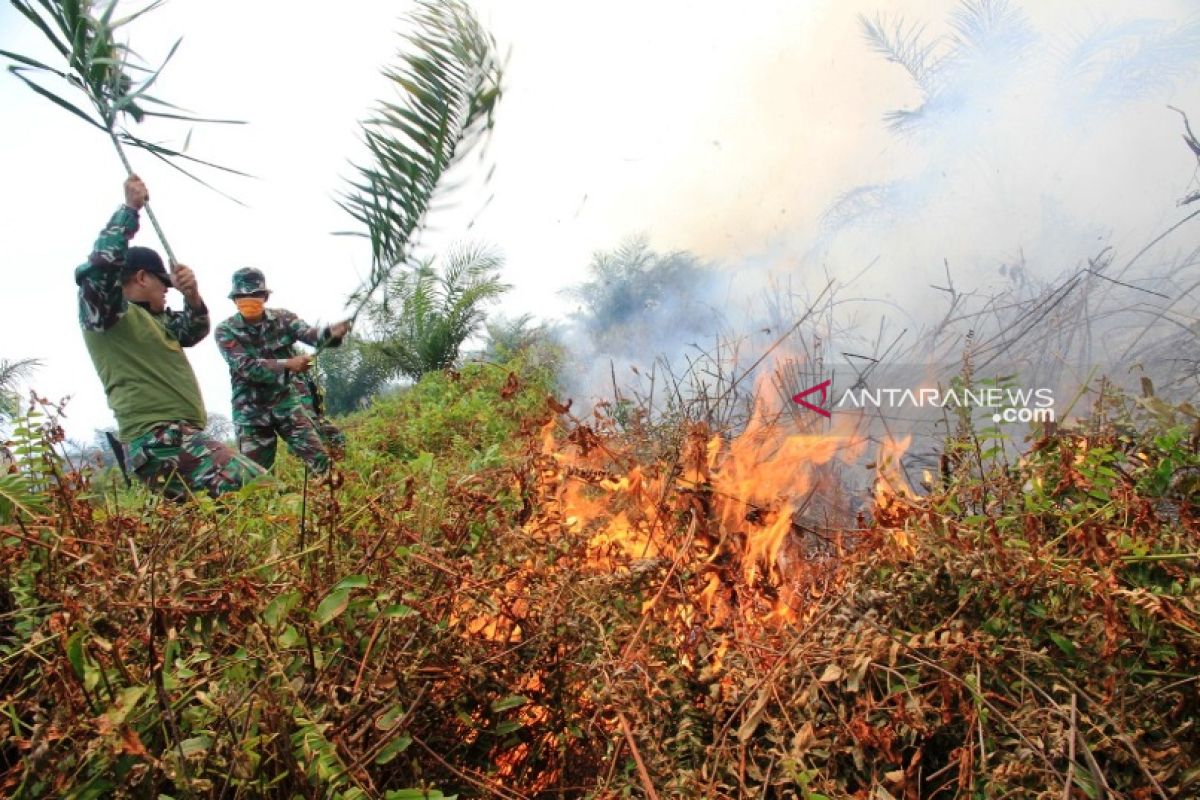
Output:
[338, 0, 503, 322]
[2, 0, 246, 265]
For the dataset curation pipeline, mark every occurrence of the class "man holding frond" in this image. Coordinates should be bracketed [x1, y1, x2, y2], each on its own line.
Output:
[76, 176, 264, 499]
[215, 268, 350, 475]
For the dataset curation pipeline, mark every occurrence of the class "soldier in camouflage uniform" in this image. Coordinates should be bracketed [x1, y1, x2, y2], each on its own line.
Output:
[76, 176, 265, 499]
[214, 268, 350, 474]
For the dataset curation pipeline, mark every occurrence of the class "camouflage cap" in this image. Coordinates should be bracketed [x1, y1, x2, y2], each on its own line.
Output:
[229, 267, 270, 298]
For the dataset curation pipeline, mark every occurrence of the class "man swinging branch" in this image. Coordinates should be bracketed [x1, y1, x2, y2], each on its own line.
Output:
[76, 176, 264, 498]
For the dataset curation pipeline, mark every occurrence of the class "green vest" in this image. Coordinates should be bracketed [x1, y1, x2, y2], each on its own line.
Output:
[82, 304, 207, 442]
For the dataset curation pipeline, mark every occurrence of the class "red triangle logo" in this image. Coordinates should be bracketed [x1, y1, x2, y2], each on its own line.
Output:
[792, 379, 832, 418]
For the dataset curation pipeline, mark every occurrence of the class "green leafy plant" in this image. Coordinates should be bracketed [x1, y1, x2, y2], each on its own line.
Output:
[365, 244, 509, 381]
[0, 357, 39, 422]
[0, 403, 52, 523]
[317, 336, 398, 415]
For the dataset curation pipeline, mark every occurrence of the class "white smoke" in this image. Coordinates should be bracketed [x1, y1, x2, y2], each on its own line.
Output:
[556, 0, 1200, 420]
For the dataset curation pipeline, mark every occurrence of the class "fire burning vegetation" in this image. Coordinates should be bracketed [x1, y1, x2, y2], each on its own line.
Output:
[1, 0, 1199, 796]
[0, 357, 1196, 798]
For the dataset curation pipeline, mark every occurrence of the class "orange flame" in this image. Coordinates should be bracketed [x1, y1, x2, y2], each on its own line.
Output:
[468, 372, 888, 658]
[709, 397, 866, 587]
[872, 435, 915, 548]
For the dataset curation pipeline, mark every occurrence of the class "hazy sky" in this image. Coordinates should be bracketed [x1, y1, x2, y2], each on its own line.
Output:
[2, 0, 1199, 440]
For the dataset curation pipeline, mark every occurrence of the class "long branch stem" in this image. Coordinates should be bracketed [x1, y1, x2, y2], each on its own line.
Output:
[108, 129, 178, 268]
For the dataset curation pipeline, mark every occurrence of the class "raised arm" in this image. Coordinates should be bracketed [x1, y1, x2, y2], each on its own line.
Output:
[74, 177, 145, 331]
[163, 265, 211, 347]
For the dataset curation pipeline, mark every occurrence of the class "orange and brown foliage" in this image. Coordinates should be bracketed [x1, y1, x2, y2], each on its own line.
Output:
[0, 363, 1196, 798]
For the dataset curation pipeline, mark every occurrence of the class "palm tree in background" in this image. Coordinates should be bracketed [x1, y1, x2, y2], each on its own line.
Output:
[824, 0, 1200, 234]
[859, 0, 1035, 135]
[483, 313, 561, 365]
[0, 358, 39, 422]
[317, 338, 397, 415]
[565, 237, 720, 357]
[365, 245, 509, 381]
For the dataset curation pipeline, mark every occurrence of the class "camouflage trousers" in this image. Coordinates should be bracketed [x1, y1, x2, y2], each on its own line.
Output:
[235, 395, 334, 474]
[128, 422, 266, 500]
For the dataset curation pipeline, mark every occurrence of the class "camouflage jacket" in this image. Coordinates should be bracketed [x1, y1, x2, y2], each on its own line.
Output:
[74, 205, 210, 342]
[214, 310, 343, 418]
[74, 205, 211, 440]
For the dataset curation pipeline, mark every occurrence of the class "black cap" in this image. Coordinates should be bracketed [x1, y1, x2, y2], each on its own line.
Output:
[123, 246, 172, 287]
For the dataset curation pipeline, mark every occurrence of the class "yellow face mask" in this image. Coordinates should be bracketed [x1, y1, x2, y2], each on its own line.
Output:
[235, 297, 265, 320]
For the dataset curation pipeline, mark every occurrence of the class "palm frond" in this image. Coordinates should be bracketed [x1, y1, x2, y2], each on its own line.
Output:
[945, 0, 1034, 63]
[0, 472, 50, 523]
[861, 0, 1034, 135]
[0, 358, 40, 391]
[339, 0, 503, 319]
[2, 0, 246, 207]
[820, 183, 905, 234]
[1060, 16, 1200, 108]
[0, 358, 40, 420]
[859, 13, 941, 94]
